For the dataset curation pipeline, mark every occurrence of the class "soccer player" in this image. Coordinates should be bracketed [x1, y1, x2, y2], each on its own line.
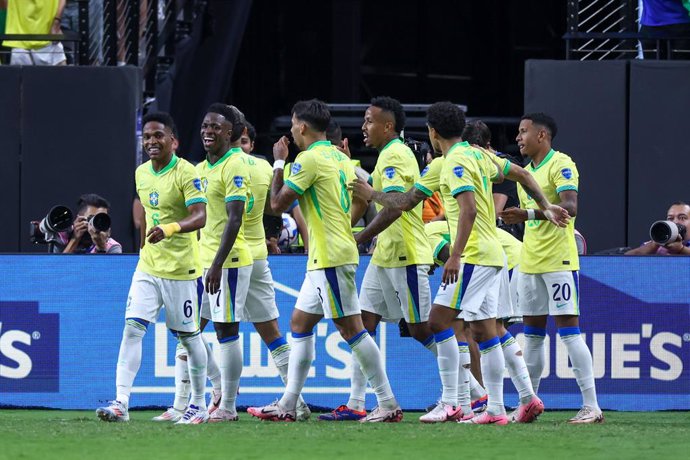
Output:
[351, 102, 567, 425]
[247, 99, 403, 423]
[195, 103, 253, 422]
[96, 112, 209, 424]
[319, 97, 435, 421]
[500, 113, 603, 424]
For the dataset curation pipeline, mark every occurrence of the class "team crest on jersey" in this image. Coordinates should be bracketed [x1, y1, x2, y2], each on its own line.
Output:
[453, 166, 464, 178]
[421, 166, 429, 177]
[384, 167, 395, 179]
[193, 178, 203, 191]
[149, 191, 159, 207]
[233, 176, 244, 188]
[291, 163, 302, 175]
[561, 168, 572, 179]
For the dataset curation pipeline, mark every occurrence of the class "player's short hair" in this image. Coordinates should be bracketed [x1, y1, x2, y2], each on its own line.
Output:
[461, 120, 491, 148]
[521, 112, 558, 139]
[77, 193, 110, 214]
[370, 96, 406, 133]
[207, 103, 245, 142]
[671, 201, 690, 208]
[142, 111, 177, 137]
[292, 99, 331, 133]
[326, 119, 342, 145]
[245, 120, 257, 143]
[426, 102, 466, 139]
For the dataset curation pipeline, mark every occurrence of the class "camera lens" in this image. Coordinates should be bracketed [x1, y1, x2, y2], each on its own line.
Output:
[650, 220, 678, 245]
[90, 213, 111, 232]
[41, 205, 73, 233]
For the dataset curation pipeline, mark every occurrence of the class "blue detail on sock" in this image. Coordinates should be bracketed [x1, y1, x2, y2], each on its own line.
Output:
[267, 336, 288, 351]
[218, 334, 239, 343]
[478, 336, 500, 351]
[524, 326, 547, 337]
[347, 330, 368, 346]
[434, 328, 455, 343]
[292, 331, 314, 339]
[558, 326, 581, 337]
[422, 335, 435, 347]
[500, 332, 514, 344]
[457, 341, 469, 347]
[126, 317, 149, 328]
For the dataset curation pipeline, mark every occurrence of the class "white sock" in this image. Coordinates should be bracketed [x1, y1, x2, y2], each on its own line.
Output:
[347, 349, 368, 411]
[279, 332, 314, 410]
[173, 344, 190, 411]
[179, 332, 208, 410]
[523, 326, 547, 394]
[268, 336, 308, 409]
[500, 332, 535, 404]
[202, 334, 221, 393]
[479, 337, 505, 416]
[218, 335, 242, 412]
[559, 327, 599, 410]
[348, 330, 398, 410]
[457, 341, 472, 413]
[115, 320, 147, 407]
[433, 328, 458, 406]
[469, 374, 487, 401]
[422, 334, 437, 355]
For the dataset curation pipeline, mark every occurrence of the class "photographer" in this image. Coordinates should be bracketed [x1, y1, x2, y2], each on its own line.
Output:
[61, 194, 122, 254]
[625, 201, 690, 255]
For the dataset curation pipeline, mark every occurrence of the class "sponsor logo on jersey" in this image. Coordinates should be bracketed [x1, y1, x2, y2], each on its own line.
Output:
[384, 167, 395, 179]
[453, 166, 464, 178]
[561, 168, 573, 179]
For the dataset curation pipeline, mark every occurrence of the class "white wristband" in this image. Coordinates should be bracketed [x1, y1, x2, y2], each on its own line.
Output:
[273, 159, 285, 170]
[526, 209, 536, 221]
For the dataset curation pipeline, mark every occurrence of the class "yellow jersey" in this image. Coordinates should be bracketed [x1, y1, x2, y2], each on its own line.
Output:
[242, 154, 273, 261]
[3, 0, 58, 49]
[497, 227, 522, 270]
[424, 221, 451, 267]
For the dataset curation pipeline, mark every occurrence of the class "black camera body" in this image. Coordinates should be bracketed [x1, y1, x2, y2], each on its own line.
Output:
[649, 220, 687, 245]
[404, 137, 432, 173]
[30, 205, 73, 246]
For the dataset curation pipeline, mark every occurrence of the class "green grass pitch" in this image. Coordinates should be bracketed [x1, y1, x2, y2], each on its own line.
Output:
[1, 410, 690, 460]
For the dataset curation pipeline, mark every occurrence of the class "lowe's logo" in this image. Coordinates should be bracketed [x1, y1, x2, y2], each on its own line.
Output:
[0, 302, 59, 392]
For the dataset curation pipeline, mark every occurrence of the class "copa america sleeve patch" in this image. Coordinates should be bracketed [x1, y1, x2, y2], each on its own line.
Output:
[421, 166, 429, 177]
[384, 167, 395, 179]
[561, 168, 573, 179]
[291, 163, 302, 175]
[193, 178, 203, 191]
[233, 176, 244, 187]
[453, 166, 464, 178]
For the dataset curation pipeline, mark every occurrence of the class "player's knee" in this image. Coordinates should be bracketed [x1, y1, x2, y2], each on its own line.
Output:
[427, 318, 446, 334]
[214, 322, 239, 340]
[124, 318, 148, 338]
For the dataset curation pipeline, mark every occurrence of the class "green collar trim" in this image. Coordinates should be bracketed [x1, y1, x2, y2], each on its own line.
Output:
[447, 141, 468, 156]
[380, 137, 403, 153]
[307, 140, 331, 150]
[150, 154, 179, 176]
[208, 148, 242, 169]
[531, 149, 555, 171]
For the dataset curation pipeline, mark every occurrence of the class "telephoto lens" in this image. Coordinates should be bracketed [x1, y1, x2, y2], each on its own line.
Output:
[39, 205, 73, 233]
[649, 220, 687, 245]
[89, 213, 111, 232]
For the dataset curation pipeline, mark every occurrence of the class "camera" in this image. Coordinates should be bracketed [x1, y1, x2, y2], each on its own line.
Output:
[404, 137, 432, 172]
[649, 220, 687, 245]
[30, 205, 73, 245]
[87, 213, 111, 233]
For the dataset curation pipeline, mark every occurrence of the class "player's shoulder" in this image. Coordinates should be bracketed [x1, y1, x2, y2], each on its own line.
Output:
[551, 150, 576, 167]
[135, 160, 152, 177]
[175, 156, 198, 172]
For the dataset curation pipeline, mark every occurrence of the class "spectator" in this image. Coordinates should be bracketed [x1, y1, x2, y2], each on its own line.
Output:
[3, 0, 67, 66]
[625, 201, 690, 255]
[639, 0, 690, 59]
[61, 193, 122, 254]
[61, 0, 103, 64]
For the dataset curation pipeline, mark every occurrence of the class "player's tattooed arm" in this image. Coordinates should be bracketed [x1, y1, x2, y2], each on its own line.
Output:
[354, 205, 402, 245]
[502, 165, 570, 227]
[349, 178, 426, 211]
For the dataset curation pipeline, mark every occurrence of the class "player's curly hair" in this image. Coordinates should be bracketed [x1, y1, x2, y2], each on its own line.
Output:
[371, 96, 406, 133]
[142, 111, 178, 137]
[426, 102, 465, 139]
[521, 112, 558, 140]
[292, 99, 331, 132]
[246, 120, 256, 143]
[207, 103, 245, 142]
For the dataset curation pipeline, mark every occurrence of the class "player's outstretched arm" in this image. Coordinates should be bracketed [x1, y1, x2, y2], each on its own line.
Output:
[147, 202, 206, 244]
[353, 204, 403, 245]
[205, 201, 244, 295]
[349, 178, 426, 212]
[503, 165, 570, 227]
[443, 191, 476, 285]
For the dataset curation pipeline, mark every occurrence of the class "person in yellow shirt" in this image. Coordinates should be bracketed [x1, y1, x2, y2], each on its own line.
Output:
[96, 112, 209, 424]
[500, 112, 603, 424]
[195, 103, 253, 422]
[248, 99, 402, 423]
[3, 0, 66, 65]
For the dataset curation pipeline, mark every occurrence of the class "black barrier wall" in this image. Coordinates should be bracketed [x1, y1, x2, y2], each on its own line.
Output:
[525, 60, 628, 253]
[0, 66, 141, 253]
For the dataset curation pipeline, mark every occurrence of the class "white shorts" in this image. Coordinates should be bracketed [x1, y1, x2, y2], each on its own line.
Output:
[237, 258, 279, 323]
[433, 264, 501, 322]
[200, 265, 252, 323]
[497, 266, 514, 319]
[360, 264, 432, 324]
[295, 265, 360, 319]
[11, 43, 67, 66]
[517, 271, 580, 316]
[126, 271, 200, 333]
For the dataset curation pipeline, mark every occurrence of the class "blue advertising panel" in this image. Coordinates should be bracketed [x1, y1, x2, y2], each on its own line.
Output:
[1, 255, 689, 411]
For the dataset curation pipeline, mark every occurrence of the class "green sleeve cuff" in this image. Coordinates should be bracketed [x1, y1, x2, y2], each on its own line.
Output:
[451, 185, 475, 197]
[556, 185, 578, 194]
[285, 180, 305, 195]
[383, 185, 405, 193]
[502, 160, 511, 175]
[185, 197, 207, 207]
[414, 183, 433, 197]
[433, 240, 448, 263]
[225, 196, 247, 203]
